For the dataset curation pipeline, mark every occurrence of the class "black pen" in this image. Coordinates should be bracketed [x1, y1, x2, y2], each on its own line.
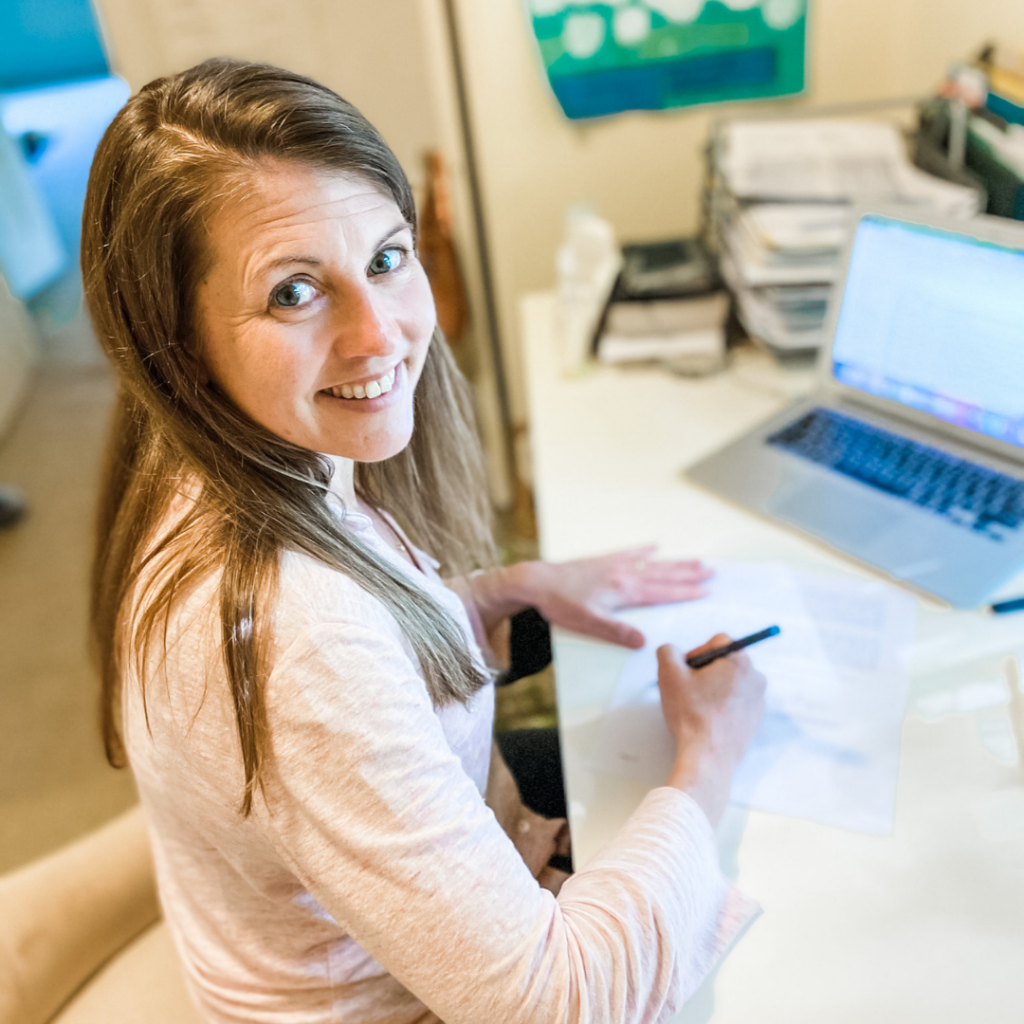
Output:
[686, 625, 781, 669]
[989, 596, 1024, 614]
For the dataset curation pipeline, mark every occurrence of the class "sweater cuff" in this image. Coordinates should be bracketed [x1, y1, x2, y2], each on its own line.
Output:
[643, 787, 761, 976]
[606, 786, 761, 1002]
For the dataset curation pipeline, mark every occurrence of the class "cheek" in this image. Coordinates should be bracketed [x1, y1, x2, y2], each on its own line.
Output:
[205, 321, 313, 431]
[250, 334, 310, 390]
[414, 274, 438, 329]
[235, 339, 299, 398]
[403, 275, 437, 371]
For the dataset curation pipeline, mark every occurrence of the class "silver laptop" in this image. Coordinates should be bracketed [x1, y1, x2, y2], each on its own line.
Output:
[688, 206, 1024, 608]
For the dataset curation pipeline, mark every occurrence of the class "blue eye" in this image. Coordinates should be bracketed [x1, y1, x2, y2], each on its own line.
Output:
[272, 280, 317, 308]
[369, 247, 404, 276]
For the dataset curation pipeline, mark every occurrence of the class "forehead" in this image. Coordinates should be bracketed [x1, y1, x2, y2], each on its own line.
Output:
[206, 161, 405, 258]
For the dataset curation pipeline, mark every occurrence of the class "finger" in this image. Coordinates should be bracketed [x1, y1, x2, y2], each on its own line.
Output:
[657, 643, 700, 688]
[611, 562, 714, 602]
[614, 558, 711, 583]
[685, 633, 733, 659]
[618, 569, 713, 594]
[687, 640, 753, 673]
[553, 820, 572, 857]
[633, 559, 712, 576]
[559, 606, 646, 648]
[532, 817, 569, 872]
[609, 544, 660, 563]
[657, 642, 687, 673]
[516, 812, 569, 876]
[619, 581, 709, 607]
[599, 545, 661, 576]
[656, 645, 702, 726]
[532, 813, 567, 842]
[536, 866, 570, 896]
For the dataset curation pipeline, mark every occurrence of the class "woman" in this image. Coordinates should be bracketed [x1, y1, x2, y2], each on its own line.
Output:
[84, 59, 766, 1024]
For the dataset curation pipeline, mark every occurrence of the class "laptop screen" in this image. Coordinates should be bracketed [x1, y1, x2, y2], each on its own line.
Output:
[831, 214, 1024, 449]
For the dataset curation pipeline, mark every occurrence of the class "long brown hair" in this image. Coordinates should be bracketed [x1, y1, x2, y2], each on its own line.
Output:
[83, 59, 497, 814]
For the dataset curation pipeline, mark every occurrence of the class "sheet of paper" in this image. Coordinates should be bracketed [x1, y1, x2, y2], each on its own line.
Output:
[742, 203, 849, 255]
[719, 118, 980, 216]
[588, 562, 917, 834]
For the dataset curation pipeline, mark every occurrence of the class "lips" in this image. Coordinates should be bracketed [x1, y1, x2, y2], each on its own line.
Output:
[321, 366, 396, 400]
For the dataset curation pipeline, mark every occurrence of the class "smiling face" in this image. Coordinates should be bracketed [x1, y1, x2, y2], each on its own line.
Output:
[196, 161, 436, 463]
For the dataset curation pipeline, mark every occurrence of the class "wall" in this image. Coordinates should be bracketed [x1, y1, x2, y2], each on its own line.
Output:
[95, 0, 442, 197]
[452, 0, 1024, 426]
[90, 0, 1024, 488]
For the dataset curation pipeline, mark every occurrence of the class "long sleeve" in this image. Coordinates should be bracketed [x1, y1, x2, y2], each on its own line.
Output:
[256, 620, 754, 1024]
[126, 518, 756, 1024]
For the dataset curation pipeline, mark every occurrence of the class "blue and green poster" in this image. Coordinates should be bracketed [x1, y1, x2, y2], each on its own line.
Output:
[527, 0, 807, 120]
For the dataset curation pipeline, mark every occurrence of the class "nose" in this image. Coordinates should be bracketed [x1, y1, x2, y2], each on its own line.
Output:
[328, 279, 398, 362]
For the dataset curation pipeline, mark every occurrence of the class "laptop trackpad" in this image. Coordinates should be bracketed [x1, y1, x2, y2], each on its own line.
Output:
[769, 483, 893, 547]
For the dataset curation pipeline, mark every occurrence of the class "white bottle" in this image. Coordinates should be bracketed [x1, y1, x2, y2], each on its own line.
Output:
[555, 205, 621, 375]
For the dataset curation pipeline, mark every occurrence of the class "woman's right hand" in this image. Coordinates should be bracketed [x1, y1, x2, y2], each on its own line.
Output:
[656, 636, 766, 828]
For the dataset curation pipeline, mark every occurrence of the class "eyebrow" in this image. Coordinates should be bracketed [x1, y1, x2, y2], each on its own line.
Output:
[374, 221, 414, 251]
[262, 254, 322, 273]
[258, 222, 414, 277]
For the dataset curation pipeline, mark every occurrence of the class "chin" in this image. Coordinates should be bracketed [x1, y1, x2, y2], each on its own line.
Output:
[330, 429, 414, 464]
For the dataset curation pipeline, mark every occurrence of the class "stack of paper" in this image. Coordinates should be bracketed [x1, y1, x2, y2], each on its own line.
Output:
[594, 236, 729, 374]
[718, 118, 980, 210]
[597, 291, 729, 373]
[713, 118, 981, 353]
[719, 203, 845, 351]
[588, 562, 917, 835]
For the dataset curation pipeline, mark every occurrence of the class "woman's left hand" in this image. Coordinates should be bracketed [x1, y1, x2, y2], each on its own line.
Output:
[511, 546, 711, 649]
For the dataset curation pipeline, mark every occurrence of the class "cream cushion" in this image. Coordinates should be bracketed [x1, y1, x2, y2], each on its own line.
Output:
[0, 805, 202, 1024]
[51, 921, 202, 1024]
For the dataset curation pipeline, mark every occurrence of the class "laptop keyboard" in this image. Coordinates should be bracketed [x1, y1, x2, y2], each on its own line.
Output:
[767, 407, 1024, 542]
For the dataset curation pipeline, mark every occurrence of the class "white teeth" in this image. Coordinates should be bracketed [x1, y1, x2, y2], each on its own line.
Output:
[325, 366, 397, 400]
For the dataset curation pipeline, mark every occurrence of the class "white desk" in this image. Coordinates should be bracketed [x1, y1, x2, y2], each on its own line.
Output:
[520, 293, 1024, 1023]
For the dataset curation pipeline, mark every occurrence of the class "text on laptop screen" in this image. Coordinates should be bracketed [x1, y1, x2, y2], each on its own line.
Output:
[832, 214, 1024, 449]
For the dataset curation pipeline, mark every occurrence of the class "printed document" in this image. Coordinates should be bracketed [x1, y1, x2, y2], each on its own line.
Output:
[590, 562, 917, 834]
[719, 118, 980, 215]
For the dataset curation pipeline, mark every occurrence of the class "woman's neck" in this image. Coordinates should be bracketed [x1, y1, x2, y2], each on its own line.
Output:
[322, 451, 419, 570]
[324, 453, 358, 510]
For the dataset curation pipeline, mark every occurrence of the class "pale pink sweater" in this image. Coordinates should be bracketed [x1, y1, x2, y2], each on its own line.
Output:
[124, 501, 756, 1024]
